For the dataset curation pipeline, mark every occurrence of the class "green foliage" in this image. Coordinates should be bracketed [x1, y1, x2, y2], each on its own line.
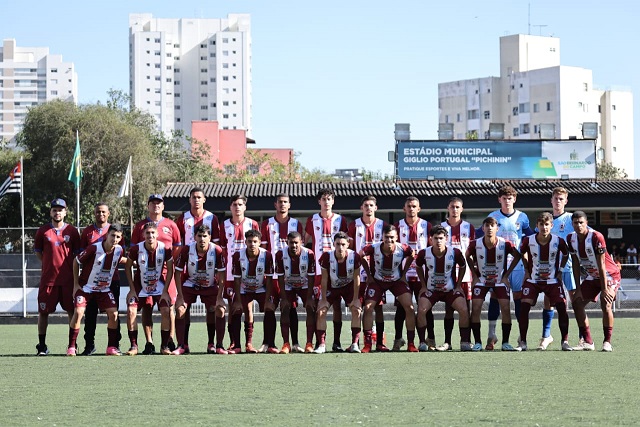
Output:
[597, 161, 628, 180]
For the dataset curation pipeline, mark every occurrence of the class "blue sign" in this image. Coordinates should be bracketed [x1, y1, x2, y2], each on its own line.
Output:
[396, 140, 595, 180]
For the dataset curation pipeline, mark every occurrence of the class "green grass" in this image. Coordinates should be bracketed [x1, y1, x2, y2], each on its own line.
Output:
[0, 319, 638, 426]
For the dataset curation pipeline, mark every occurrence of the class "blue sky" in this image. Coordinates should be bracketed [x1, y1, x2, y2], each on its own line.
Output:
[4, 0, 639, 176]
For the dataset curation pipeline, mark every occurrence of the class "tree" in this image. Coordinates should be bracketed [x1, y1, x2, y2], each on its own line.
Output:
[597, 162, 628, 180]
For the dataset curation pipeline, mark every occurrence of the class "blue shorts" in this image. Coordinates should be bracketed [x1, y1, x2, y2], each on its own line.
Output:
[562, 270, 576, 291]
[509, 269, 524, 293]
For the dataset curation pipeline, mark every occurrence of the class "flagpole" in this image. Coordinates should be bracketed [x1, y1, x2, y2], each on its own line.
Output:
[128, 156, 133, 227]
[20, 156, 26, 318]
[75, 130, 81, 228]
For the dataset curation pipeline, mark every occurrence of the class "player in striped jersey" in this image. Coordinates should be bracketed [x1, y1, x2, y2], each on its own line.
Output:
[466, 216, 521, 351]
[261, 194, 304, 352]
[304, 188, 348, 352]
[438, 197, 475, 351]
[219, 195, 260, 352]
[518, 212, 571, 351]
[567, 211, 622, 352]
[347, 195, 388, 350]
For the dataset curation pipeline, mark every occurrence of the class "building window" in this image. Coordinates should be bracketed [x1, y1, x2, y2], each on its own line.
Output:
[519, 123, 530, 134]
[175, 68, 180, 73]
[200, 56, 207, 60]
[223, 76, 229, 81]
[519, 103, 529, 113]
[174, 93, 180, 97]
[534, 124, 539, 134]
[223, 114, 229, 119]
[154, 89, 161, 94]
[223, 101, 229, 106]
[513, 127, 519, 136]
[222, 38, 229, 43]
[483, 110, 490, 119]
[155, 51, 161, 56]
[444, 114, 449, 123]
[456, 113, 461, 122]
[177, 118, 181, 122]
[210, 40, 216, 45]
[200, 43, 206, 48]
[166, 78, 172, 83]
[223, 51, 229, 56]
[155, 76, 161, 81]
[155, 101, 161, 106]
[584, 83, 588, 91]
[174, 44, 180, 48]
[210, 102, 217, 107]
[224, 165, 236, 174]
[210, 53, 216, 57]
[155, 64, 161, 68]
[232, 63, 236, 67]
[50, 90, 58, 95]
[247, 165, 259, 175]
[223, 63, 229, 69]
[467, 110, 479, 120]
[512, 107, 519, 116]
[201, 93, 208, 97]
[533, 103, 539, 113]
[546, 102, 552, 111]
[166, 53, 172, 57]
[201, 80, 208, 85]
[166, 65, 172, 70]
[174, 81, 180, 85]
[174, 56, 180, 60]
[612, 105, 616, 110]
[210, 78, 216, 83]
[519, 83, 523, 88]
[201, 105, 208, 110]
[175, 105, 180, 110]
[200, 68, 207, 72]
[51, 68, 58, 73]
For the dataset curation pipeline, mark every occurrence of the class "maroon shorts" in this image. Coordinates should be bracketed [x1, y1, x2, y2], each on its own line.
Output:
[38, 285, 73, 314]
[420, 289, 464, 307]
[134, 282, 176, 305]
[522, 280, 566, 305]
[285, 287, 311, 307]
[326, 286, 355, 306]
[241, 292, 277, 312]
[359, 283, 386, 304]
[580, 278, 620, 303]
[472, 284, 510, 300]
[461, 282, 472, 301]
[74, 289, 117, 311]
[182, 285, 219, 308]
[224, 280, 236, 302]
[127, 294, 170, 310]
[366, 279, 411, 304]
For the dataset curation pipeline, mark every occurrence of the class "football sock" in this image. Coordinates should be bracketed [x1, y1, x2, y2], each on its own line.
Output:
[518, 302, 532, 343]
[542, 308, 554, 338]
[107, 327, 119, 348]
[376, 321, 385, 346]
[68, 328, 79, 348]
[555, 302, 569, 342]
[394, 307, 405, 339]
[471, 322, 481, 343]
[501, 323, 512, 344]
[488, 298, 500, 322]
[603, 326, 613, 342]
[289, 309, 299, 345]
[426, 310, 435, 340]
[444, 317, 454, 345]
[351, 327, 361, 344]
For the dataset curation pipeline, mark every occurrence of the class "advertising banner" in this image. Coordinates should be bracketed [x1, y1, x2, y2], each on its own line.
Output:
[396, 140, 596, 180]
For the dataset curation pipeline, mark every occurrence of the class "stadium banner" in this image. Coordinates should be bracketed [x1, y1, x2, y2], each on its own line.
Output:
[396, 140, 596, 180]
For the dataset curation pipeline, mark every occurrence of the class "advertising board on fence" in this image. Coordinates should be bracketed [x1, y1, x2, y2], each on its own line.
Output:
[396, 140, 596, 180]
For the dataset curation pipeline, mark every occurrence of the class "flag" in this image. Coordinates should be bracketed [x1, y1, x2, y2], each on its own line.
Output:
[118, 156, 132, 197]
[0, 162, 21, 200]
[68, 131, 83, 189]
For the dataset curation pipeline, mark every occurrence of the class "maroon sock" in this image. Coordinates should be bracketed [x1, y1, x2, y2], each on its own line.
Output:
[351, 327, 361, 344]
[407, 330, 416, 345]
[501, 323, 512, 344]
[184, 311, 192, 346]
[161, 330, 170, 348]
[289, 309, 299, 345]
[518, 302, 532, 343]
[306, 322, 315, 344]
[363, 329, 373, 345]
[264, 311, 277, 346]
[417, 326, 427, 343]
[128, 330, 138, 348]
[231, 314, 242, 348]
[555, 302, 569, 342]
[107, 327, 119, 348]
[471, 322, 482, 343]
[215, 316, 226, 347]
[333, 321, 342, 345]
[69, 328, 79, 348]
[245, 322, 254, 346]
[444, 317, 455, 344]
[281, 321, 290, 344]
[580, 326, 593, 344]
[203, 322, 214, 346]
[426, 310, 435, 340]
[316, 330, 326, 345]
[603, 326, 613, 342]
[175, 317, 186, 347]
[375, 321, 385, 345]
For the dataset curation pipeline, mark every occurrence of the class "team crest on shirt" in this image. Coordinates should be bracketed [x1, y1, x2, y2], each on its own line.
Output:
[207, 261, 214, 268]
[315, 226, 320, 231]
[532, 253, 538, 258]
[587, 248, 593, 256]
[559, 223, 565, 232]
[348, 258, 354, 265]
[515, 222, 521, 230]
[190, 261, 196, 266]
[479, 255, 484, 260]
[75, 295, 85, 304]
[40, 302, 46, 311]
[333, 225, 339, 232]
[367, 288, 375, 297]
[497, 255, 503, 262]
[64, 235, 70, 242]
[553, 242, 558, 249]
[257, 267, 263, 274]
[163, 226, 171, 234]
[284, 265, 289, 271]
[461, 233, 468, 239]
[550, 251, 557, 259]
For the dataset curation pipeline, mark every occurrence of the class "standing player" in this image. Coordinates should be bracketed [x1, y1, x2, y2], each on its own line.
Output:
[130, 194, 181, 354]
[360, 225, 417, 353]
[78, 202, 124, 356]
[275, 232, 316, 353]
[172, 225, 226, 354]
[34, 198, 81, 356]
[304, 188, 348, 351]
[219, 195, 260, 351]
[481, 185, 534, 350]
[518, 212, 571, 351]
[347, 195, 388, 350]
[261, 194, 304, 351]
[230, 229, 278, 354]
[394, 196, 432, 351]
[439, 197, 475, 351]
[466, 217, 521, 351]
[537, 187, 578, 350]
[124, 222, 174, 355]
[68, 224, 125, 356]
[315, 232, 362, 353]
[415, 225, 472, 351]
[567, 211, 622, 352]
[175, 187, 220, 353]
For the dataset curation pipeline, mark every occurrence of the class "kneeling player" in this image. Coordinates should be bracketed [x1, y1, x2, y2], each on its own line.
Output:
[361, 224, 417, 353]
[68, 224, 125, 356]
[172, 225, 226, 355]
[416, 225, 472, 351]
[567, 211, 621, 352]
[315, 232, 362, 353]
[125, 222, 174, 355]
[518, 212, 571, 351]
[466, 217, 521, 351]
[276, 232, 316, 353]
[231, 229, 278, 353]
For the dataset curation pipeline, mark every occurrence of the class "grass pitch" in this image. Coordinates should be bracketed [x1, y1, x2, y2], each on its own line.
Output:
[0, 318, 637, 426]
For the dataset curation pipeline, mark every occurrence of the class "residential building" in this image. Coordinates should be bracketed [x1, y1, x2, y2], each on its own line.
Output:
[0, 39, 77, 143]
[129, 13, 252, 140]
[438, 34, 634, 177]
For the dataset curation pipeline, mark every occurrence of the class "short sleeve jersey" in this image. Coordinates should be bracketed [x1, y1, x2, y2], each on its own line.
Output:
[175, 210, 221, 245]
[34, 223, 81, 287]
[232, 248, 274, 293]
[275, 247, 316, 290]
[319, 250, 361, 289]
[174, 243, 225, 288]
[76, 243, 124, 292]
[80, 223, 121, 282]
[487, 209, 530, 271]
[416, 247, 466, 292]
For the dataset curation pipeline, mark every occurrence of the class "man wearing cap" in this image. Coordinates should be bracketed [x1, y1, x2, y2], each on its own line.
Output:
[33, 198, 81, 356]
[130, 194, 181, 354]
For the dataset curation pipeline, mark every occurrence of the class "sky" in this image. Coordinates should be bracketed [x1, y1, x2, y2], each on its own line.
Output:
[3, 0, 640, 177]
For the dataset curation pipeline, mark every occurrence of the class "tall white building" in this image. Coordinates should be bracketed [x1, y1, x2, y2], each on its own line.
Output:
[438, 34, 634, 178]
[129, 13, 252, 139]
[0, 39, 77, 143]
